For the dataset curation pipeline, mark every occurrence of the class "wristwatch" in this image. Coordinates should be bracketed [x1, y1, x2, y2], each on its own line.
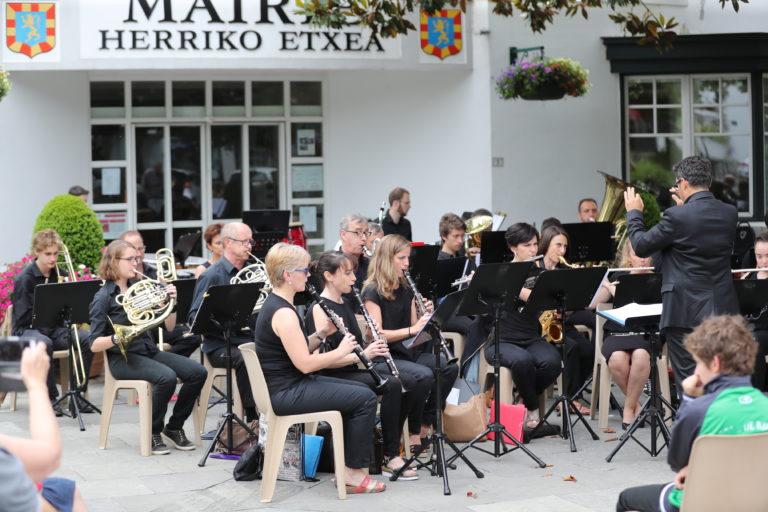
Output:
[111, 334, 120, 347]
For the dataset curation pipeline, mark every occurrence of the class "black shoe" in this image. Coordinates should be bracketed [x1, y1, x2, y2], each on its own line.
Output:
[162, 427, 195, 451]
[152, 434, 171, 455]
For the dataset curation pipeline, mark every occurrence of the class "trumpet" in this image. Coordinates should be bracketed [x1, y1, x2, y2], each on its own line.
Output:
[306, 283, 388, 392]
[403, 270, 458, 364]
[230, 251, 272, 311]
[55, 243, 88, 388]
[351, 285, 406, 392]
[110, 271, 176, 360]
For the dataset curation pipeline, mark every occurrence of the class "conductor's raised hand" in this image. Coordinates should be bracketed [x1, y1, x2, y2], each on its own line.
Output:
[624, 187, 644, 212]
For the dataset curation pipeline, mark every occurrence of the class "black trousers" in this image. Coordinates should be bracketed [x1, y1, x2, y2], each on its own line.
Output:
[486, 338, 561, 411]
[751, 329, 768, 391]
[415, 351, 459, 430]
[562, 331, 594, 398]
[617, 483, 677, 512]
[391, 358, 434, 436]
[663, 327, 695, 395]
[207, 344, 256, 411]
[152, 325, 202, 359]
[109, 350, 207, 434]
[271, 375, 377, 469]
[21, 328, 93, 400]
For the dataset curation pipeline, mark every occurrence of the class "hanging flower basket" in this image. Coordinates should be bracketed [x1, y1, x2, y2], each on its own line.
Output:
[0, 67, 10, 104]
[495, 58, 589, 101]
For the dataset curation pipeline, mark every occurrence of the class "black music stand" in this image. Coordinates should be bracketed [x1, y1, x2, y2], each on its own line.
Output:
[733, 279, 768, 323]
[445, 262, 547, 467]
[171, 279, 196, 323]
[526, 267, 606, 452]
[409, 244, 440, 295]
[561, 222, 614, 264]
[392, 290, 484, 495]
[250, 231, 286, 260]
[173, 231, 201, 268]
[191, 283, 262, 466]
[601, 283, 671, 462]
[33, 281, 102, 431]
[433, 258, 472, 298]
[479, 231, 512, 264]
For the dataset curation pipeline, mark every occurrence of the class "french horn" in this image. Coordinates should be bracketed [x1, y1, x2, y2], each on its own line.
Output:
[230, 251, 271, 311]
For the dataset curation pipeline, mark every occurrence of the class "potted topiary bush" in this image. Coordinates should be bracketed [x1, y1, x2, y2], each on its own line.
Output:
[33, 195, 105, 272]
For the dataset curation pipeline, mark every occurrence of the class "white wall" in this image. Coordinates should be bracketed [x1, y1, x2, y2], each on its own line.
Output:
[0, 71, 91, 264]
[488, 0, 768, 229]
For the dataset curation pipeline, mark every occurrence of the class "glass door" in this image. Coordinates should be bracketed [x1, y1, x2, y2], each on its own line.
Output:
[134, 124, 205, 254]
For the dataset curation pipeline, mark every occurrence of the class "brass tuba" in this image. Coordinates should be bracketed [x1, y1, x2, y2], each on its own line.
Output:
[464, 215, 493, 254]
[230, 251, 271, 311]
[596, 171, 633, 259]
[109, 277, 176, 360]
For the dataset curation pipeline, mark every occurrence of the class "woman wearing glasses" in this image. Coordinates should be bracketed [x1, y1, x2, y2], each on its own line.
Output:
[88, 240, 207, 455]
[255, 243, 386, 494]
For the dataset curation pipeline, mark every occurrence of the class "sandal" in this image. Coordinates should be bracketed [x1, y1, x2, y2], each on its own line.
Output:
[525, 410, 540, 430]
[345, 475, 386, 494]
[410, 438, 431, 459]
[381, 456, 419, 480]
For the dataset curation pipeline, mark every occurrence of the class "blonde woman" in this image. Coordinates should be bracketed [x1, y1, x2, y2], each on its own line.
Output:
[254, 243, 385, 494]
[362, 234, 456, 454]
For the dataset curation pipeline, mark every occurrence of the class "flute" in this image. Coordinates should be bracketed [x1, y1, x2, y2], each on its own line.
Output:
[403, 270, 458, 364]
[305, 283, 388, 392]
[351, 285, 406, 392]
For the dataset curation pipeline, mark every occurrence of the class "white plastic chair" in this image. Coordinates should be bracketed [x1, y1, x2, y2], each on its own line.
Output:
[198, 352, 243, 434]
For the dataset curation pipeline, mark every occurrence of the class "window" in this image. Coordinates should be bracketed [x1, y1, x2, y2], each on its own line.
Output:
[626, 74, 752, 214]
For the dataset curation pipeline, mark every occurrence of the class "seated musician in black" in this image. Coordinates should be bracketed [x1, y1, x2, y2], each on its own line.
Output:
[591, 240, 653, 428]
[740, 231, 768, 391]
[305, 251, 418, 479]
[255, 243, 385, 494]
[12, 229, 93, 413]
[537, 225, 595, 415]
[88, 240, 206, 455]
[362, 234, 457, 454]
[187, 222, 258, 421]
[493, 223, 561, 429]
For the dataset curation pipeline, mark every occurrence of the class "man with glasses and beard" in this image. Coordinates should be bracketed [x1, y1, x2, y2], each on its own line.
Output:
[382, 187, 413, 241]
[188, 222, 258, 421]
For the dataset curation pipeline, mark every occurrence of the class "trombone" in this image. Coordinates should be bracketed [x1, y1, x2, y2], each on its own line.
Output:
[55, 243, 88, 389]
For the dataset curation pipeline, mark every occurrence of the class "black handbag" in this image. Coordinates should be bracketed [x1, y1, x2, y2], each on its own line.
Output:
[233, 443, 264, 481]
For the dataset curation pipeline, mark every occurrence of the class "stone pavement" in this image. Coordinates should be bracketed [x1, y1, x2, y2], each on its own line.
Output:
[0, 379, 673, 512]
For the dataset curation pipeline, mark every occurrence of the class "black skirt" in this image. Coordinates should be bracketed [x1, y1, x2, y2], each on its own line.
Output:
[601, 333, 651, 361]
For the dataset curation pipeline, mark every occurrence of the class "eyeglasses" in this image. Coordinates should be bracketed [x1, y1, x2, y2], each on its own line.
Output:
[343, 229, 372, 238]
[227, 237, 253, 246]
[118, 257, 142, 264]
[674, 177, 684, 188]
[291, 268, 310, 274]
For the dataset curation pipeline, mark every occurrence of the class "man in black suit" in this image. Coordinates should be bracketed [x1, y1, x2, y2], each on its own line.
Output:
[624, 156, 738, 391]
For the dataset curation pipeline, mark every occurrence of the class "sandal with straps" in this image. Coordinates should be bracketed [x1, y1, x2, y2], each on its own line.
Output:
[381, 456, 419, 481]
[345, 475, 387, 494]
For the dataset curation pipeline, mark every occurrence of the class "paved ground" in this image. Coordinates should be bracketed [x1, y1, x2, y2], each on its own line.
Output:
[0, 378, 674, 512]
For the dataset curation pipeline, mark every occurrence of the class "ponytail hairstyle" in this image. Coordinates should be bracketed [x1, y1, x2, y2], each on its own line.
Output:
[365, 234, 411, 300]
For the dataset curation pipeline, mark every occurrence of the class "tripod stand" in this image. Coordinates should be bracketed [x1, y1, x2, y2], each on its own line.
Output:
[192, 283, 262, 467]
[34, 281, 102, 431]
[446, 263, 546, 465]
[390, 290, 484, 495]
[526, 267, 606, 452]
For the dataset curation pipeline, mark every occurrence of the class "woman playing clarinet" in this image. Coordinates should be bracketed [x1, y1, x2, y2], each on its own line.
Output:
[741, 231, 768, 391]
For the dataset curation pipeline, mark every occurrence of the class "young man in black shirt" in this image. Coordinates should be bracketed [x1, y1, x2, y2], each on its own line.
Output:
[382, 187, 413, 241]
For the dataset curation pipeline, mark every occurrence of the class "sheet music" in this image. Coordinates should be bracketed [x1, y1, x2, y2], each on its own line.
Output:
[587, 268, 610, 309]
[597, 302, 662, 326]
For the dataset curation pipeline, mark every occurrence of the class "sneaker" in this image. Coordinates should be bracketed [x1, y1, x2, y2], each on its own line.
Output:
[162, 427, 195, 451]
[201, 429, 216, 440]
[152, 434, 171, 455]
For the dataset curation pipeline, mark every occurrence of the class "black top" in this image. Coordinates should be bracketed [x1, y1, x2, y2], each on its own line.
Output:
[11, 260, 65, 336]
[342, 252, 369, 304]
[254, 293, 306, 395]
[188, 255, 253, 352]
[361, 282, 416, 361]
[497, 266, 544, 344]
[604, 271, 632, 334]
[627, 190, 738, 329]
[140, 263, 158, 280]
[382, 212, 412, 241]
[305, 296, 365, 371]
[744, 271, 768, 330]
[87, 280, 158, 357]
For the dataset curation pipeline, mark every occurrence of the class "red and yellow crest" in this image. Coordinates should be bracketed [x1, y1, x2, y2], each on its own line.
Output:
[420, 9, 462, 60]
[5, 3, 56, 58]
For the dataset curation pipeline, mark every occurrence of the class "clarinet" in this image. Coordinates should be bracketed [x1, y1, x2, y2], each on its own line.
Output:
[403, 270, 458, 364]
[352, 285, 406, 393]
[305, 283, 388, 392]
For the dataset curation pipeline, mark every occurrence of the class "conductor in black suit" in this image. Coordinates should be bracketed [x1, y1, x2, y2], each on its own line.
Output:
[623, 156, 738, 391]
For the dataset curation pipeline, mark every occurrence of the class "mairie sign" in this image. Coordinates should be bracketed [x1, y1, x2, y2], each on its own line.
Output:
[420, 9, 461, 60]
[5, 2, 56, 58]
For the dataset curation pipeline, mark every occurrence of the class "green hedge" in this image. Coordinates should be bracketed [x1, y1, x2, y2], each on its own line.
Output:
[33, 195, 104, 271]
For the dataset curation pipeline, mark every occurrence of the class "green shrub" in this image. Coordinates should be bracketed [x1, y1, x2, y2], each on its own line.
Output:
[33, 195, 104, 271]
[639, 190, 662, 230]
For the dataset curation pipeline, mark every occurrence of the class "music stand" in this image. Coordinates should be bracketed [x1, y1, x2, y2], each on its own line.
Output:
[409, 245, 439, 296]
[33, 281, 103, 431]
[171, 279, 197, 323]
[602, 277, 671, 462]
[525, 267, 606, 452]
[479, 232, 512, 264]
[391, 290, 484, 495]
[444, 262, 547, 467]
[433, 258, 471, 299]
[250, 231, 286, 260]
[173, 231, 201, 268]
[733, 279, 768, 323]
[243, 209, 290, 234]
[191, 283, 263, 466]
[561, 222, 614, 264]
